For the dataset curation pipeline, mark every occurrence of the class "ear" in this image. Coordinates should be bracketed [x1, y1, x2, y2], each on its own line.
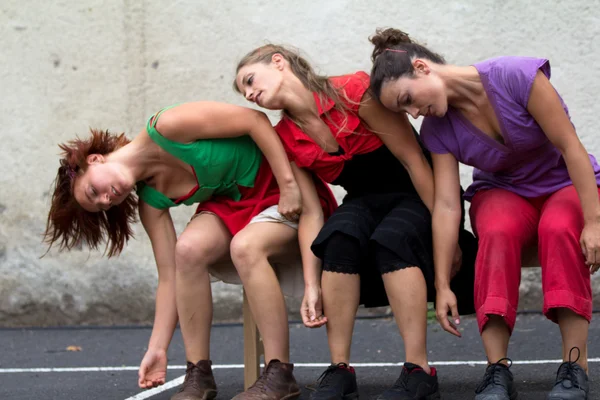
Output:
[413, 59, 431, 75]
[271, 53, 285, 70]
[86, 154, 105, 164]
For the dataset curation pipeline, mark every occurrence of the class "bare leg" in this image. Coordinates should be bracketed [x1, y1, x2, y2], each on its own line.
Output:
[481, 316, 511, 365]
[381, 267, 431, 373]
[230, 222, 298, 363]
[321, 271, 360, 364]
[175, 213, 231, 363]
[557, 308, 589, 372]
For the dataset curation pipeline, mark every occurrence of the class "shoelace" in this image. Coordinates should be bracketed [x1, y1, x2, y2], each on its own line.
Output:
[180, 363, 204, 392]
[247, 364, 277, 394]
[307, 363, 347, 391]
[475, 358, 512, 393]
[556, 347, 581, 389]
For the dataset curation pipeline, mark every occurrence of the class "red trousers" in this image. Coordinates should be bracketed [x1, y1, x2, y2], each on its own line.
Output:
[470, 185, 594, 334]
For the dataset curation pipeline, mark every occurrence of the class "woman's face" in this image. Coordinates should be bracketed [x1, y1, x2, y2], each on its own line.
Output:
[378, 63, 448, 119]
[236, 56, 287, 110]
[73, 155, 132, 212]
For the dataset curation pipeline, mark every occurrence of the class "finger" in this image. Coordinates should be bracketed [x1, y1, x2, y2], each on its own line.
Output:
[315, 316, 328, 327]
[301, 310, 311, 327]
[581, 240, 588, 261]
[446, 317, 462, 337]
[451, 303, 461, 327]
[300, 304, 310, 326]
[592, 248, 598, 265]
[309, 305, 317, 322]
[437, 311, 461, 337]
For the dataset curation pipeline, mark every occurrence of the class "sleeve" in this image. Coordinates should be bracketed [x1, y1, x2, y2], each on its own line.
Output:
[332, 71, 370, 114]
[497, 57, 550, 108]
[420, 117, 450, 155]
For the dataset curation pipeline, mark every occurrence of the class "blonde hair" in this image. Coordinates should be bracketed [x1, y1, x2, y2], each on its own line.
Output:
[234, 44, 358, 135]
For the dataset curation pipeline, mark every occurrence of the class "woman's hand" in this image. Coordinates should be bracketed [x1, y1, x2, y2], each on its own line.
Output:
[301, 284, 327, 328]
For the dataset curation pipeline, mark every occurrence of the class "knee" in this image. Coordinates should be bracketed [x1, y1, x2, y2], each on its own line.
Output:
[538, 215, 579, 242]
[174, 237, 212, 275]
[230, 233, 267, 274]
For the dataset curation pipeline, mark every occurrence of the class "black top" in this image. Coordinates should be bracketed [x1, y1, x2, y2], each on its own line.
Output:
[329, 130, 432, 200]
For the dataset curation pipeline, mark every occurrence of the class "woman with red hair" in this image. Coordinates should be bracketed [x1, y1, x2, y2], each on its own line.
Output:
[44, 101, 336, 400]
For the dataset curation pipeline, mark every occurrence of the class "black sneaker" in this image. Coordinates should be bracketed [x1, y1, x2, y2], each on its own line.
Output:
[547, 347, 589, 400]
[309, 363, 358, 400]
[376, 362, 440, 400]
[474, 358, 518, 400]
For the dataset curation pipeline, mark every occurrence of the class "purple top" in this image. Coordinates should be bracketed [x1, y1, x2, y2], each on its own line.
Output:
[421, 56, 600, 201]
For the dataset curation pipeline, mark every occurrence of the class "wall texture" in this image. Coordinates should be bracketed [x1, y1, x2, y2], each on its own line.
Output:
[1, 0, 600, 326]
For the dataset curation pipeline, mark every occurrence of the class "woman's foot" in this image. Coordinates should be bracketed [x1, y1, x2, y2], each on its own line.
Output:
[474, 359, 518, 400]
[171, 360, 217, 400]
[547, 347, 589, 400]
[309, 363, 358, 400]
[232, 359, 300, 400]
[376, 362, 440, 400]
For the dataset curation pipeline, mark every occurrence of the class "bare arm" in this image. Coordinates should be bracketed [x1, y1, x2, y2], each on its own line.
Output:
[156, 102, 301, 217]
[528, 71, 600, 267]
[431, 153, 463, 290]
[139, 201, 179, 352]
[431, 152, 464, 337]
[358, 94, 435, 212]
[291, 163, 328, 328]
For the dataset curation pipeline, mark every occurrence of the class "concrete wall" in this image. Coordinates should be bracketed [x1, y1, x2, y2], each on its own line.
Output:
[1, 0, 600, 326]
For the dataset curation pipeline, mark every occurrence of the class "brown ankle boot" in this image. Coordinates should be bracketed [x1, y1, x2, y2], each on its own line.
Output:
[232, 359, 300, 400]
[170, 360, 217, 400]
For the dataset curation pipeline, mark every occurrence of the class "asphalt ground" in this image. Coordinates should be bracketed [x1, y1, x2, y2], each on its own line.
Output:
[1, 313, 598, 400]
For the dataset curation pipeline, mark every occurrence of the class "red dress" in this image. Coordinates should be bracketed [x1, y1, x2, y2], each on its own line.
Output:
[196, 156, 337, 235]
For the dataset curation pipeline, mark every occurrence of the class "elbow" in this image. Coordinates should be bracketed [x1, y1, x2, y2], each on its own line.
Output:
[432, 201, 461, 222]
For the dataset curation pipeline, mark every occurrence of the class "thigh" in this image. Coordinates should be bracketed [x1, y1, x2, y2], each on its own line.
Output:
[539, 185, 588, 233]
[311, 196, 379, 261]
[469, 188, 539, 244]
[370, 195, 432, 266]
[176, 212, 232, 265]
[232, 221, 299, 261]
[538, 185, 591, 264]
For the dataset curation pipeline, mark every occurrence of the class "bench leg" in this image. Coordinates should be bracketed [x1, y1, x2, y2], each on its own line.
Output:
[243, 288, 263, 390]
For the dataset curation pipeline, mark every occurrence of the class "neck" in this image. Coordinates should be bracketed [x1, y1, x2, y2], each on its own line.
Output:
[435, 64, 484, 110]
[105, 137, 161, 185]
[279, 72, 319, 121]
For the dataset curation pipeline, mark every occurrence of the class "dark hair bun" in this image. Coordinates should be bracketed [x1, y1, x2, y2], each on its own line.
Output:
[370, 28, 412, 60]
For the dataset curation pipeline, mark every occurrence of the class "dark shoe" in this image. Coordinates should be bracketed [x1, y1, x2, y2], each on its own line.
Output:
[474, 358, 518, 400]
[309, 363, 359, 400]
[232, 359, 301, 399]
[547, 347, 589, 399]
[171, 360, 217, 400]
[376, 362, 440, 400]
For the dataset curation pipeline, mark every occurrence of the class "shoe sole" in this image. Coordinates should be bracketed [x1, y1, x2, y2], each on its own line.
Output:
[342, 391, 359, 400]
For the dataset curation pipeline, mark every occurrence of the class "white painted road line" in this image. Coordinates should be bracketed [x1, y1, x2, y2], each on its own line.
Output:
[124, 375, 185, 400]
[2, 358, 600, 374]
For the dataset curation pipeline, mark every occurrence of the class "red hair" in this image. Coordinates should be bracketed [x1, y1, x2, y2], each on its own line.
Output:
[44, 129, 138, 257]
